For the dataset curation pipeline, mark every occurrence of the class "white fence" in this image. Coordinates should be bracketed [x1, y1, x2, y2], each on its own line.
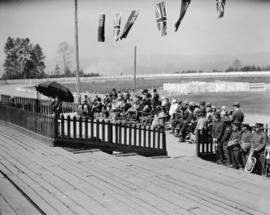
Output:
[161, 81, 267, 97]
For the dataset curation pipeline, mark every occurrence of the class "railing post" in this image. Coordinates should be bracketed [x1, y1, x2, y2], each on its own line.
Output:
[61, 115, 65, 138]
[79, 116, 82, 140]
[54, 114, 59, 140]
[162, 130, 166, 151]
[85, 117, 88, 140]
[67, 115, 71, 138]
[107, 120, 113, 143]
[196, 130, 200, 157]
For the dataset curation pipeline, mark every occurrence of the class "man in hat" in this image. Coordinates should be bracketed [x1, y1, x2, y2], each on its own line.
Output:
[251, 123, 267, 152]
[221, 118, 233, 165]
[178, 101, 195, 142]
[227, 122, 242, 169]
[152, 88, 160, 108]
[231, 102, 244, 125]
[212, 113, 225, 164]
[239, 123, 253, 165]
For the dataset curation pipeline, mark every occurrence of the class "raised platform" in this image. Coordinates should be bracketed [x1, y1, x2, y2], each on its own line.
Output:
[0, 123, 270, 215]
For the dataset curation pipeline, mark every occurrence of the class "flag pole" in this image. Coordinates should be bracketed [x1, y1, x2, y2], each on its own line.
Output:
[74, 0, 81, 102]
[134, 45, 137, 91]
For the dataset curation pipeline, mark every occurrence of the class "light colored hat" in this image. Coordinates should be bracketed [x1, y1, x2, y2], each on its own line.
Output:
[172, 99, 177, 103]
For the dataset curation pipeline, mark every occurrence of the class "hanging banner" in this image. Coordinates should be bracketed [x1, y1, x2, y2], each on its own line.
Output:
[175, 0, 191, 32]
[114, 13, 121, 41]
[120, 10, 139, 40]
[155, 1, 167, 36]
[98, 14, 105, 42]
[217, 0, 226, 19]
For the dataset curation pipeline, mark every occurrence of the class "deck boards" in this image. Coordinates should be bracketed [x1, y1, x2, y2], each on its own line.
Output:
[0, 122, 269, 215]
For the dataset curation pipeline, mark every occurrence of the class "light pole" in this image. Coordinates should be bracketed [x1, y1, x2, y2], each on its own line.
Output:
[134, 46, 137, 91]
[74, 0, 81, 102]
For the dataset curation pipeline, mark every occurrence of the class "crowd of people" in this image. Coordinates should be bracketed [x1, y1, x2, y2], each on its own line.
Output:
[78, 88, 270, 174]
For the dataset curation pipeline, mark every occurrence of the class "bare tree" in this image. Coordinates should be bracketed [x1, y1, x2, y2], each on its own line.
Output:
[57, 42, 73, 75]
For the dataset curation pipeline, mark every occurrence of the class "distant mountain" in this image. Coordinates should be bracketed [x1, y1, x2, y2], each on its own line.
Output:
[1, 52, 270, 77]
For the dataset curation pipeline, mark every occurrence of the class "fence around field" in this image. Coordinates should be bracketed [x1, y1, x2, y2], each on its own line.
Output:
[160, 81, 269, 98]
[0, 104, 55, 139]
[56, 115, 167, 156]
[0, 94, 77, 115]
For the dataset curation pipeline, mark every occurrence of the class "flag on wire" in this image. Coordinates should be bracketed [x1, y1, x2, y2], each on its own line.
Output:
[155, 1, 167, 36]
[98, 14, 105, 42]
[217, 0, 226, 19]
[114, 13, 121, 41]
[120, 10, 139, 40]
[175, 0, 191, 32]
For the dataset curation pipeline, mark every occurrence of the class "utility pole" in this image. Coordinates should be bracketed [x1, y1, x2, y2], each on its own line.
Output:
[74, 0, 81, 102]
[134, 46, 137, 91]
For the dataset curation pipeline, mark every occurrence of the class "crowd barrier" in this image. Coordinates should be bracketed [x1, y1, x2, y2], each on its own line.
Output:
[55, 115, 167, 156]
[0, 101, 167, 156]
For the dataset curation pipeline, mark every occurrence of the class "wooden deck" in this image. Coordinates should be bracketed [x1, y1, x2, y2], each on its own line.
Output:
[0, 121, 270, 215]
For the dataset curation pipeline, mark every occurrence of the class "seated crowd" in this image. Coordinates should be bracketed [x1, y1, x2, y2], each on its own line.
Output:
[78, 88, 270, 175]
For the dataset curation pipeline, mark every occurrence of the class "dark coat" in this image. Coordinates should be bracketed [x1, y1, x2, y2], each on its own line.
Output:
[212, 120, 224, 142]
[231, 109, 244, 124]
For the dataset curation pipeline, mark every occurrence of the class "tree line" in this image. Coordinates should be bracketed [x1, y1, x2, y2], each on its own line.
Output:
[1, 38, 100, 80]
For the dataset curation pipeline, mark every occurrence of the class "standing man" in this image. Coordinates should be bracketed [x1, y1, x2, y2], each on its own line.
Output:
[231, 102, 244, 125]
[227, 123, 242, 169]
[51, 96, 62, 119]
[152, 88, 160, 108]
[212, 113, 225, 164]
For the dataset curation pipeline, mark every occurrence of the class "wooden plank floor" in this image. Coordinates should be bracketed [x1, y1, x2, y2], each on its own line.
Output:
[0, 122, 269, 215]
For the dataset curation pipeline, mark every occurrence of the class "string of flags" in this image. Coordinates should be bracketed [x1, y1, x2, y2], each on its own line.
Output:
[98, 0, 227, 42]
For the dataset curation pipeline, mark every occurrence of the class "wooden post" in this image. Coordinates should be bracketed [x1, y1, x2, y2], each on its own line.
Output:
[85, 117, 88, 140]
[124, 122, 127, 145]
[74, 0, 81, 101]
[54, 115, 58, 140]
[162, 130, 166, 151]
[196, 131, 199, 157]
[107, 120, 113, 144]
[61, 115, 65, 138]
[67, 115, 71, 138]
[73, 116, 77, 138]
[79, 116, 82, 139]
[96, 118, 100, 140]
[138, 125, 142, 147]
[134, 46, 137, 91]
[133, 124, 137, 147]
[102, 120, 105, 143]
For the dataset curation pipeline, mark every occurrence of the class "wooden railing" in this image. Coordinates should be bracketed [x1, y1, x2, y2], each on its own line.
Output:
[0, 94, 77, 115]
[55, 115, 167, 156]
[0, 103, 167, 156]
[0, 104, 55, 139]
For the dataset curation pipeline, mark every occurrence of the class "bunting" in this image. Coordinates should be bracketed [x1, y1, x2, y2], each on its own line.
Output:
[175, 0, 191, 32]
[114, 13, 121, 41]
[155, 2, 167, 36]
[120, 10, 139, 40]
[98, 14, 105, 42]
[217, 0, 226, 19]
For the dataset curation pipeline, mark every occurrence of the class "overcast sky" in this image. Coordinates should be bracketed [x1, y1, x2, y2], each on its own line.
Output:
[0, 0, 270, 74]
